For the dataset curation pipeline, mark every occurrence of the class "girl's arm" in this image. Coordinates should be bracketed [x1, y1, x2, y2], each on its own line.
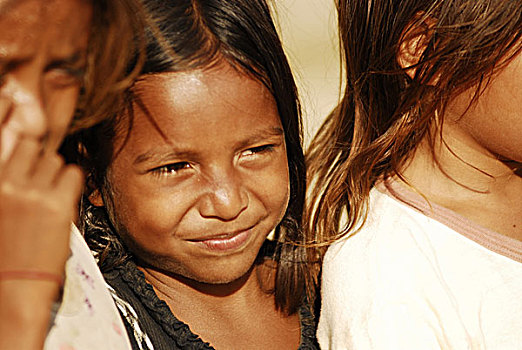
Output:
[0, 137, 83, 350]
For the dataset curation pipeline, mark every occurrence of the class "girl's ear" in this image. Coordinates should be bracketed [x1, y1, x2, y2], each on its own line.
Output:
[397, 15, 434, 79]
[88, 189, 105, 207]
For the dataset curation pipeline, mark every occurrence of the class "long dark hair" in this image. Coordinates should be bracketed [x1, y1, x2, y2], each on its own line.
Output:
[306, 0, 522, 251]
[73, 0, 308, 315]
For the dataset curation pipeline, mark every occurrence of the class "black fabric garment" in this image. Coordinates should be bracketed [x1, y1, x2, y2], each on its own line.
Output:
[104, 259, 319, 350]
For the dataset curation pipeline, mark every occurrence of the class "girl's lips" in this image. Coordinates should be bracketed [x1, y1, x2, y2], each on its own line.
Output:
[192, 228, 252, 252]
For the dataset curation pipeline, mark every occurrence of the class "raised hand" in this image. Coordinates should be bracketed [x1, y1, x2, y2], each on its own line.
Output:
[0, 136, 83, 350]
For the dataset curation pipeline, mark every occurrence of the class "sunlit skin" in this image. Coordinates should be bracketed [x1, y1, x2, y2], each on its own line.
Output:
[0, 1, 90, 349]
[97, 64, 290, 283]
[0, 0, 91, 161]
[91, 62, 300, 348]
[400, 48, 522, 240]
[444, 49, 522, 168]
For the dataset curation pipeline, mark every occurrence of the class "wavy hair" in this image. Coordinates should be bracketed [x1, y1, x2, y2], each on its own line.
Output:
[69, 0, 146, 132]
[306, 0, 522, 254]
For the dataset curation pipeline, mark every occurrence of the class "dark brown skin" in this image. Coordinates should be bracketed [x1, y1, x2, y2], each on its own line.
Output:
[143, 262, 300, 349]
[92, 62, 300, 349]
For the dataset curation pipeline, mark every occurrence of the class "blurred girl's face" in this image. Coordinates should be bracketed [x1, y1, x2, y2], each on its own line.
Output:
[0, 0, 92, 161]
[95, 62, 290, 284]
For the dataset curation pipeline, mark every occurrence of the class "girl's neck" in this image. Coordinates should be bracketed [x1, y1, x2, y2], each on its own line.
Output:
[137, 260, 300, 349]
[400, 122, 522, 241]
[138, 260, 272, 307]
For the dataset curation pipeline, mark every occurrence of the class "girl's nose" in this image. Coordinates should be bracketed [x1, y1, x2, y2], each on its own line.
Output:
[0, 81, 47, 161]
[10, 92, 47, 139]
[4, 75, 48, 139]
[198, 171, 249, 221]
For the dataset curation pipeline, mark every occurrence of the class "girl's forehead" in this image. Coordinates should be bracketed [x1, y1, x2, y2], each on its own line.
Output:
[135, 65, 271, 99]
[113, 63, 282, 156]
[131, 65, 276, 122]
[0, 0, 91, 56]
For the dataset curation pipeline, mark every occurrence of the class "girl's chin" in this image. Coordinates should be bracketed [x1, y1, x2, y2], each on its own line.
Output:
[139, 251, 259, 288]
[188, 255, 259, 286]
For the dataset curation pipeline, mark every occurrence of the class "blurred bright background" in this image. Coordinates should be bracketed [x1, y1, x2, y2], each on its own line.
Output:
[272, 0, 341, 145]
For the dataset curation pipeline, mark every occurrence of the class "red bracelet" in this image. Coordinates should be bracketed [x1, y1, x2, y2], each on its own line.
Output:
[0, 270, 64, 286]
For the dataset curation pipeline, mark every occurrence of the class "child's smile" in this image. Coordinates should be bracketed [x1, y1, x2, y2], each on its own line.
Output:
[92, 61, 290, 285]
[187, 224, 257, 252]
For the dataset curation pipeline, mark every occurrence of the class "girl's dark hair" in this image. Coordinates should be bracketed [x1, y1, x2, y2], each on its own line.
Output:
[306, 0, 522, 252]
[74, 0, 308, 315]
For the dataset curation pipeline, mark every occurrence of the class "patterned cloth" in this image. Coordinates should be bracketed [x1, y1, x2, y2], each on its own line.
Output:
[105, 259, 319, 350]
[44, 226, 131, 350]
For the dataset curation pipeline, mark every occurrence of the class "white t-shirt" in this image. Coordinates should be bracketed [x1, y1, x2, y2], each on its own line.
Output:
[318, 181, 522, 350]
[44, 226, 131, 350]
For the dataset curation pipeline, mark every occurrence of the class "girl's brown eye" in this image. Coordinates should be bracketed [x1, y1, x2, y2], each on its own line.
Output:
[152, 162, 191, 176]
[243, 144, 276, 157]
[46, 67, 85, 88]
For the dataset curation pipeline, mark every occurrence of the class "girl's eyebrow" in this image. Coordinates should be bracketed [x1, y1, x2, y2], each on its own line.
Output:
[235, 126, 284, 150]
[0, 50, 86, 71]
[47, 51, 87, 69]
[132, 126, 284, 166]
[133, 149, 198, 166]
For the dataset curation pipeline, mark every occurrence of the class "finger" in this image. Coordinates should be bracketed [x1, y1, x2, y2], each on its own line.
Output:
[30, 152, 64, 187]
[0, 99, 14, 164]
[0, 98, 13, 127]
[54, 164, 84, 214]
[0, 137, 41, 181]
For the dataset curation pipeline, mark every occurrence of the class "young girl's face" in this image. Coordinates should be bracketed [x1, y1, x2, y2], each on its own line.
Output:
[0, 0, 92, 161]
[97, 62, 290, 284]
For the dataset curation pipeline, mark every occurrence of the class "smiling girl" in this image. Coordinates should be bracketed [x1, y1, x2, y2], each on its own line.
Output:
[68, 0, 317, 349]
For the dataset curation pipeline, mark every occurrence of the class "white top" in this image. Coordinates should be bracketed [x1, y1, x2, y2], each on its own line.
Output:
[44, 226, 131, 350]
[317, 181, 522, 350]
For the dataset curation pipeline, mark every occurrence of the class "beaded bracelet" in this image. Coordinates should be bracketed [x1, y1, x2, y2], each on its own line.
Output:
[0, 270, 64, 287]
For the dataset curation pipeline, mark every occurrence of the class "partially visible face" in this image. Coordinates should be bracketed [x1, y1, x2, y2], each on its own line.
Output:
[0, 0, 92, 161]
[98, 63, 290, 284]
[445, 47, 522, 166]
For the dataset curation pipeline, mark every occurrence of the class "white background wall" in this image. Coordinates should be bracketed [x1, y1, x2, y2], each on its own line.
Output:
[271, 0, 341, 145]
